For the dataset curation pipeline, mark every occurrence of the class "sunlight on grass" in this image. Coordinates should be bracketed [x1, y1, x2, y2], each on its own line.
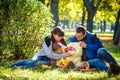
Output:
[0, 67, 109, 80]
[0, 37, 120, 80]
[0, 65, 120, 80]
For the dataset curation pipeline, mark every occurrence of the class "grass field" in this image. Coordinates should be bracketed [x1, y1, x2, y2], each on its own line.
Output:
[0, 34, 120, 80]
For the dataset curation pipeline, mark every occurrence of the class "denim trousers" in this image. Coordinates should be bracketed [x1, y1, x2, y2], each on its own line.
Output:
[88, 48, 117, 71]
[10, 56, 50, 69]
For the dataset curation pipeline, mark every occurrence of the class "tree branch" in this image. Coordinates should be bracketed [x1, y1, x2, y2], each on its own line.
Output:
[95, 0, 102, 11]
[83, 0, 91, 11]
[83, 0, 102, 12]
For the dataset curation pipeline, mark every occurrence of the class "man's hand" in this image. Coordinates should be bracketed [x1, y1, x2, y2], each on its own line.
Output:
[80, 41, 86, 48]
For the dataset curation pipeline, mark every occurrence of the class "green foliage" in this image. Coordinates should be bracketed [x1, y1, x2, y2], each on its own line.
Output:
[0, 0, 53, 59]
[47, 0, 119, 27]
[59, 0, 83, 22]
[58, 0, 120, 26]
[95, 0, 120, 24]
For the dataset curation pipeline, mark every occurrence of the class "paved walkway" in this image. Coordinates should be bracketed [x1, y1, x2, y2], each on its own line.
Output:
[65, 33, 113, 40]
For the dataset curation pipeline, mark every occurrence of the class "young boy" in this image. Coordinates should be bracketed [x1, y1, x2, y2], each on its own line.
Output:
[51, 43, 74, 68]
[50, 43, 63, 68]
[52, 43, 63, 54]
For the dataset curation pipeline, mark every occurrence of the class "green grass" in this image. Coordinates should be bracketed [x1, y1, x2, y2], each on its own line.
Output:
[0, 40, 120, 80]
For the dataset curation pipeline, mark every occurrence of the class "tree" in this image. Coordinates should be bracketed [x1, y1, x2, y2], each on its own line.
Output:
[81, 5, 86, 26]
[97, 0, 120, 45]
[83, 0, 102, 32]
[0, 0, 10, 55]
[50, 0, 59, 27]
[113, 9, 120, 45]
[0, 0, 53, 59]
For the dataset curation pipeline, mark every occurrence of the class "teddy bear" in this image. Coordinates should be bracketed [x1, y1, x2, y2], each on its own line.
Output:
[56, 42, 90, 70]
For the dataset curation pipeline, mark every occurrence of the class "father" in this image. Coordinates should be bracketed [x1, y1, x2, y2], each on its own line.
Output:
[68, 25, 118, 73]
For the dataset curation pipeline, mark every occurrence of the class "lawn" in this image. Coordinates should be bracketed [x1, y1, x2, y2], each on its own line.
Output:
[0, 39, 120, 80]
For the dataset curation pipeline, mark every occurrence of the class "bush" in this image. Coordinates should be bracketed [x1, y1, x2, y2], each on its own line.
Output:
[0, 0, 53, 59]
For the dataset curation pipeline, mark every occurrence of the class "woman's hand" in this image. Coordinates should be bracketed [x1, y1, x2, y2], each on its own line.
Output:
[66, 50, 75, 54]
[65, 53, 72, 57]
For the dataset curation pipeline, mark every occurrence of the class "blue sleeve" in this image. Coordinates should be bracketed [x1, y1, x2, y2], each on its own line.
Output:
[68, 36, 76, 42]
[86, 43, 100, 51]
[86, 34, 103, 51]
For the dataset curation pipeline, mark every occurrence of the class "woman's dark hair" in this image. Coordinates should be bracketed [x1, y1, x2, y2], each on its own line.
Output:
[76, 25, 86, 35]
[51, 27, 64, 37]
[51, 27, 64, 43]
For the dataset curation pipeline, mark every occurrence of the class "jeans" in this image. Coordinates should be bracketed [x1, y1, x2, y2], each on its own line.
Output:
[10, 56, 50, 69]
[88, 48, 117, 71]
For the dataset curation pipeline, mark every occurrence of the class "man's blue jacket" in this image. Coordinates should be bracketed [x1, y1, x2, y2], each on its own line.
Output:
[69, 31, 103, 59]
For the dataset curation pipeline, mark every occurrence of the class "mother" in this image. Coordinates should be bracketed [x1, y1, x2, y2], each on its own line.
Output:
[10, 27, 71, 69]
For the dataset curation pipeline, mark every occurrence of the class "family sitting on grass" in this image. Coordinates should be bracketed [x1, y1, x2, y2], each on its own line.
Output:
[10, 26, 120, 76]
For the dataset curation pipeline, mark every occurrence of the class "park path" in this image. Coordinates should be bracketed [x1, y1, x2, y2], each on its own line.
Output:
[65, 33, 113, 40]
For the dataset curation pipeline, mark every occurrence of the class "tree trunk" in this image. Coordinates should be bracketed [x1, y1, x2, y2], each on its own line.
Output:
[81, 6, 86, 26]
[113, 9, 120, 45]
[113, 24, 120, 45]
[113, 9, 120, 40]
[100, 21, 103, 32]
[87, 13, 94, 32]
[51, 0, 59, 27]
[97, 22, 100, 30]
[83, 0, 102, 32]
[103, 20, 106, 32]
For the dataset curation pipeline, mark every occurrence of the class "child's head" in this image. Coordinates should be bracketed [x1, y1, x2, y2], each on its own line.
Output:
[51, 27, 64, 42]
[52, 43, 63, 54]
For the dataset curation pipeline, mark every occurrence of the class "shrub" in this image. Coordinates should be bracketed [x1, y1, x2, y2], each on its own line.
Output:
[0, 0, 53, 59]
